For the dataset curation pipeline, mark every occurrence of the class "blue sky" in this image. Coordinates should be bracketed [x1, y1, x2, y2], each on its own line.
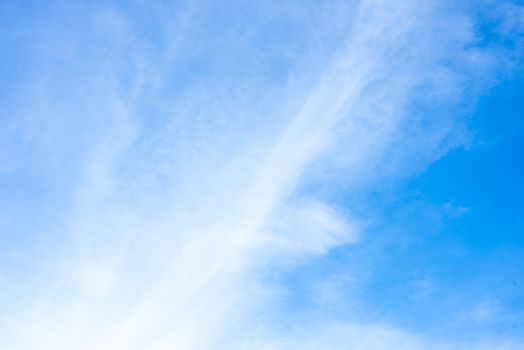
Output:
[1, 0, 524, 349]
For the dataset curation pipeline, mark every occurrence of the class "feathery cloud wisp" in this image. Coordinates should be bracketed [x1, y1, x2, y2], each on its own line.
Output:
[0, 0, 523, 349]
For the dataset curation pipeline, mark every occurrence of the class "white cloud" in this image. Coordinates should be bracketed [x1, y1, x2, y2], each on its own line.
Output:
[1, 0, 523, 349]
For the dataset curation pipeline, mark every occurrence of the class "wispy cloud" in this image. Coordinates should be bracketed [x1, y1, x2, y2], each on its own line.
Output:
[1, 0, 523, 349]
